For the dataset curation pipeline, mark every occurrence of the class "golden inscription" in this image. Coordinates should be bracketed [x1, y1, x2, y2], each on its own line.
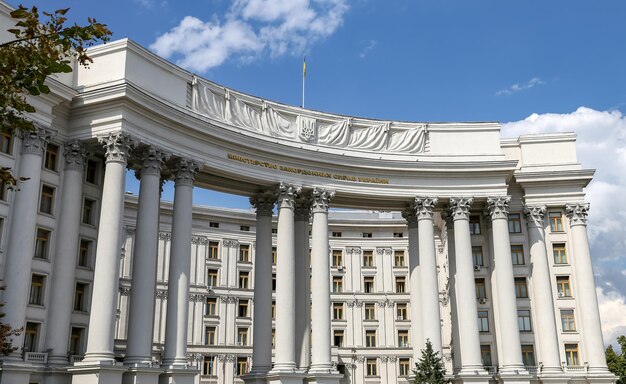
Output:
[227, 153, 389, 184]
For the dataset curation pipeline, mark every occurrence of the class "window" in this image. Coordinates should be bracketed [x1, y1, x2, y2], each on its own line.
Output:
[394, 232, 404, 238]
[364, 277, 375, 293]
[553, 243, 568, 264]
[271, 228, 277, 234]
[477, 311, 489, 332]
[480, 344, 492, 366]
[74, 282, 87, 311]
[362, 232, 372, 238]
[272, 301, 276, 319]
[29, 274, 45, 305]
[82, 198, 95, 225]
[34, 228, 51, 259]
[78, 239, 92, 267]
[39, 185, 55, 214]
[85, 159, 98, 184]
[521, 345, 536, 366]
[205, 326, 216, 345]
[508, 213, 522, 233]
[207, 269, 218, 287]
[23, 322, 39, 352]
[331, 231, 342, 238]
[332, 276, 343, 292]
[333, 330, 344, 347]
[236, 357, 248, 376]
[549, 211, 564, 232]
[366, 358, 378, 376]
[518, 310, 532, 332]
[0, 132, 13, 155]
[472, 246, 484, 267]
[272, 329, 275, 347]
[365, 330, 376, 347]
[561, 309, 576, 332]
[239, 244, 250, 262]
[511, 245, 525, 265]
[69, 327, 84, 355]
[364, 303, 376, 320]
[395, 276, 406, 293]
[333, 303, 344, 320]
[239, 271, 249, 289]
[272, 274, 277, 291]
[209, 221, 219, 228]
[557, 276, 572, 297]
[44, 144, 59, 171]
[208, 241, 219, 259]
[470, 216, 481, 235]
[237, 328, 248, 346]
[332, 250, 343, 267]
[363, 250, 374, 267]
[0, 180, 7, 201]
[395, 250, 405, 267]
[398, 330, 409, 347]
[515, 277, 528, 298]
[272, 246, 277, 265]
[238, 299, 249, 317]
[206, 298, 217, 316]
[396, 303, 408, 320]
[240, 225, 250, 231]
[399, 358, 411, 376]
[475, 278, 487, 300]
[203, 356, 216, 376]
[565, 344, 579, 366]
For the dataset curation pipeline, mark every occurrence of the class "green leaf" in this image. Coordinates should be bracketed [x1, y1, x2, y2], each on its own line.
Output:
[56, 8, 70, 15]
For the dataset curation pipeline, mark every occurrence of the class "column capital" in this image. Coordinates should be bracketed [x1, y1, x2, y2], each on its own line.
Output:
[173, 158, 200, 186]
[414, 196, 438, 220]
[63, 140, 89, 171]
[449, 197, 474, 221]
[311, 187, 335, 213]
[294, 191, 312, 221]
[523, 204, 546, 228]
[565, 203, 590, 226]
[137, 146, 169, 177]
[486, 196, 511, 220]
[401, 204, 417, 226]
[20, 125, 54, 156]
[277, 182, 301, 210]
[99, 132, 136, 164]
[250, 189, 278, 216]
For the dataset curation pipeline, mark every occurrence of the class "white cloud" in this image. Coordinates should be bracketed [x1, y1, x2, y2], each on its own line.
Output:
[495, 77, 544, 96]
[597, 287, 626, 347]
[150, 0, 349, 72]
[134, 0, 167, 9]
[359, 39, 377, 59]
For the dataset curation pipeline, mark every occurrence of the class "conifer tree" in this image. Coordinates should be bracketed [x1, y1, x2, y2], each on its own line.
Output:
[413, 339, 450, 384]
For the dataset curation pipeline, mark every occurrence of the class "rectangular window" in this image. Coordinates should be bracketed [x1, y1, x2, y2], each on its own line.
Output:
[561, 309, 576, 332]
[515, 277, 528, 298]
[239, 244, 250, 262]
[237, 328, 248, 346]
[475, 278, 487, 299]
[332, 276, 343, 293]
[399, 358, 411, 376]
[272, 274, 277, 291]
[238, 299, 249, 317]
[366, 358, 378, 376]
[206, 298, 217, 316]
[0, 132, 13, 155]
[362, 232, 372, 238]
[69, 327, 83, 355]
[205, 326, 216, 345]
[549, 211, 564, 232]
[85, 159, 98, 184]
[203, 356, 216, 376]
[207, 269, 218, 287]
[394, 232, 404, 238]
[0, 180, 7, 201]
[29, 274, 45, 305]
[272, 301, 276, 319]
[395, 276, 406, 293]
[208, 241, 219, 259]
[74, 282, 87, 311]
[239, 271, 249, 289]
[365, 330, 376, 347]
[333, 303, 344, 320]
[271, 228, 277, 234]
[565, 344, 579, 366]
[236, 357, 248, 376]
[394, 250, 405, 267]
[44, 143, 59, 171]
[364, 277, 375, 293]
[209, 221, 219, 228]
[557, 276, 572, 297]
[363, 250, 374, 267]
[39, 185, 55, 214]
[272, 246, 277, 265]
[396, 303, 408, 320]
[23, 322, 39, 352]
[34, 228, 51, 259]
[331, 231, 342, 238]
[333, 330, 344, 347]
[470, 215, 481, 235]
[508, 213, 522, 233]
[481, 344, 492, 366]
[511, 245, 525, 265]
[472, 246, 484, 267]
[397, 330, 409, 347]
[521, 345, 536, 366]
[553, 243, 568, 264]
[477, 311, 489, 332]
[518, 309, 532, 332]
[364, 303, 376, 320]
[240, 225, 250, 231]
[78, 239, 92, 267]
[82, 198, 95, 225]
[332, 250, 343, 267]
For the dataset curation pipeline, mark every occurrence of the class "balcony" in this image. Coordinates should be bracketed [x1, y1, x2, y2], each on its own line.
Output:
[24, 352, 48, 364]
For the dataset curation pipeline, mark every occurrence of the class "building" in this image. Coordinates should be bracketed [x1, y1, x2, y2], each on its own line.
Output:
[0, 3, 616, 384]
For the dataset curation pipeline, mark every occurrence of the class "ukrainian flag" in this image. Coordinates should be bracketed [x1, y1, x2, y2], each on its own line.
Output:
[303, 56, 307, 78]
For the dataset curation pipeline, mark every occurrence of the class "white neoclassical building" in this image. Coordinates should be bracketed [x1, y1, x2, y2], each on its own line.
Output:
[0, 3, 617, 384]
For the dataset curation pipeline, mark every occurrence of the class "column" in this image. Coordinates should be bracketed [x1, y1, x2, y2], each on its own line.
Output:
[449, 197, 487, 376]
[44, 141, 88, 364]
[83, 132, 135, 363]
[270, 182, 301, 373]
[162, 159, 199, 367]
[2, 126, 53, 359]
[247, 190, 277, 379]
[523, 205, 563, 374]
[294, 193, 311, 371]
[414, 197, 442, 353]
[485, 196, 526, 375]
[309, 188, 339, 379]
[444, 214, 462, 371]
[402, 205, 423, 363]
[124, 147, 167, 366]
[565, 203, 610, 374]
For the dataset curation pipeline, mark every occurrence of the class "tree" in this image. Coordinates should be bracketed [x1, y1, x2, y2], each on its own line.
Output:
[0, 5, 111, 185]
[413, 339, 450, 384]
[606, 335, 626, 384]
[0, 285, 22, 355]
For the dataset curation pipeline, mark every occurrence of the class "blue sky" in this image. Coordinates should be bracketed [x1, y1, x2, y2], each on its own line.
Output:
[10, 0, 626, 343]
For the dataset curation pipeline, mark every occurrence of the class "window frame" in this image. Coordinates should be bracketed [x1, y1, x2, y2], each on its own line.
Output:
[517, 309, 532, 332]
[511, 244, 525, 266]
[508, 213, 522, 233]
[39, 184, 55, 215]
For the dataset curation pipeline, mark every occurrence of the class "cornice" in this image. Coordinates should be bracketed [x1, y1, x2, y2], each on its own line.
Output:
[514, 169, 595, 186]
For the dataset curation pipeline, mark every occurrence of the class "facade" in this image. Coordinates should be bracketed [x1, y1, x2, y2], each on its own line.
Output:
[0, 2, 617, 384]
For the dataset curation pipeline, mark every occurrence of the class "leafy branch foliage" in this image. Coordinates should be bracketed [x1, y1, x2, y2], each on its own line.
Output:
[413, 339, 450, 384]
[0, 285, 22, 355]
[606, 335, 626, 384]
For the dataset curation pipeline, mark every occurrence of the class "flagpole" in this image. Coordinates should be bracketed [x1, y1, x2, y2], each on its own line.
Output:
[302, 56, 306, 108]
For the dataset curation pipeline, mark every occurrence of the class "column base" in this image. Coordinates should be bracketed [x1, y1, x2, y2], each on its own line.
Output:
[455, 368, 492, 384]
[122, 366, 163, 384]
[69, 362, 127, 384]
[585, 370, 618, 384]
[266, 371, 306, 384]
[535, 374, 570, 384]
[0, 363, 33, 384]
[496, 370, 532, 384]
[305, 371, 342, 384]
[242, 371, 270, 384]
[158, 367, 198, 384]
